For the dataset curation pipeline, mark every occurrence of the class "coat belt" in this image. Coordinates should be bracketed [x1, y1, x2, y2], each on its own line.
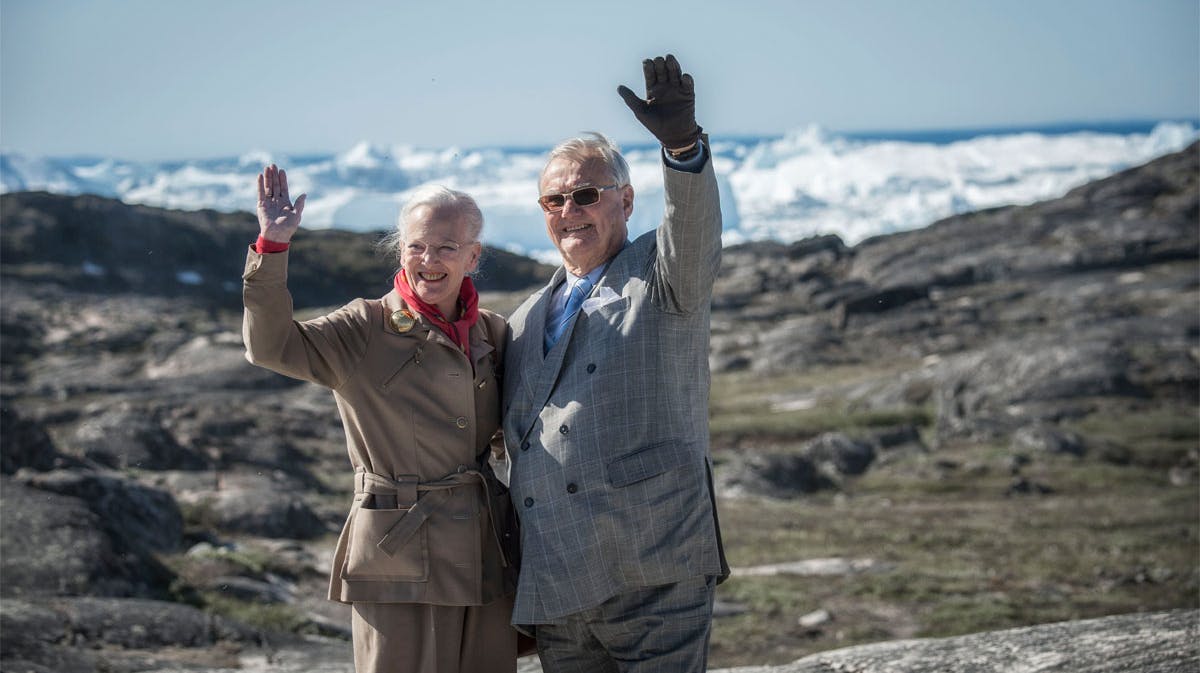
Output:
[353, 467, 510, 568]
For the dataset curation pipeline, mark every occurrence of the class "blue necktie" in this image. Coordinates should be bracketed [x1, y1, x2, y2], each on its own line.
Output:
[544, 276, 594, 354]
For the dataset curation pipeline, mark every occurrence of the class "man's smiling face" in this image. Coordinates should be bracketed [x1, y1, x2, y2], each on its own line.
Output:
[540, 156, 633, 277]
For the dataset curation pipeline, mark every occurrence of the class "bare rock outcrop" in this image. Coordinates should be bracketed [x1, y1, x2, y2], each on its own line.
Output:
[0, 477, 174, 600]
[717, 609, 1198, 673]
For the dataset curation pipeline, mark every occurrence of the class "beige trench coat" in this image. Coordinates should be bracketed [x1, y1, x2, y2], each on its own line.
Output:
[242, 248, 511, 606]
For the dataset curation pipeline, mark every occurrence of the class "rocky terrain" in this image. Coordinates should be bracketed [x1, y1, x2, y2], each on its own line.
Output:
[708, 141, 1198, 499]
[1, 143, 1197, 671]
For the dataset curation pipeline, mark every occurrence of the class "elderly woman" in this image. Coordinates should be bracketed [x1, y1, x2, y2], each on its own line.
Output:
[242, 165, 517, 673]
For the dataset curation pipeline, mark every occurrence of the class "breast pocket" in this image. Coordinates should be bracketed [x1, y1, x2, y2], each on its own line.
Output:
[376, 343, 423, 391]
[578, 296, 634, 343]
[588, 296, 632, 321]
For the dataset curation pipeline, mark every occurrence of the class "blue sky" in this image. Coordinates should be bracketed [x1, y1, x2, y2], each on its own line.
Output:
[2, 0, 1197, 161]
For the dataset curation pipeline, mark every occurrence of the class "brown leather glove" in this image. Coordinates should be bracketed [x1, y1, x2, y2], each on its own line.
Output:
[617, 54, 702, 152]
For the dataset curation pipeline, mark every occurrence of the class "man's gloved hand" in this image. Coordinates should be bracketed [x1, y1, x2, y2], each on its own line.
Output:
[617, 54, 702, 152]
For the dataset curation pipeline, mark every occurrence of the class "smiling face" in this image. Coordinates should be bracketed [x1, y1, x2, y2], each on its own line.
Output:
[540, 156, 633, 277]
[400, 205, 481, 319]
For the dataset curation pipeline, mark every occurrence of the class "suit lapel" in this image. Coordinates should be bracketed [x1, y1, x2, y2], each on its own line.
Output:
[519, 269, 562, 400]
[528, 312, 576, 414]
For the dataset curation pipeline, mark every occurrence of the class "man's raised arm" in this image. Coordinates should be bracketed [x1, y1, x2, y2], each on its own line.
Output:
[619, 54, 722, 313]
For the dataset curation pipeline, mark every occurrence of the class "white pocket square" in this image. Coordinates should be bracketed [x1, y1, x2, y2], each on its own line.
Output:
[581, 286, 622, 315]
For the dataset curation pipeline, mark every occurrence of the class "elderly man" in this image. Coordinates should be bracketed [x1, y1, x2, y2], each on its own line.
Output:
[501, 54, 728, 672]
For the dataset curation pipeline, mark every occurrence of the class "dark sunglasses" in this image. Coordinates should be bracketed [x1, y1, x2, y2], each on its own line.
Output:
[538, 184, 620, 212]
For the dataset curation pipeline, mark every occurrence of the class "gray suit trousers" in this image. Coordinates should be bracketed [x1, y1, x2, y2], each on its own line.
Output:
[533, 576, 717, 673]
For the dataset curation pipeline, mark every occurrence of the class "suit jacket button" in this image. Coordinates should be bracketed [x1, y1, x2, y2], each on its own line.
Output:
[586, 363, 596, 373]
[521, 441, 530, 451]
[566, 483, 578, 494]
[559, 425, 569, 435]
[524, 497, 534, 508]
[455, 416, 468, 429]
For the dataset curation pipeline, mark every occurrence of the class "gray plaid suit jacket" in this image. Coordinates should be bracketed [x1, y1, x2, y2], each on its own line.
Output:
[502, 155, 729, 625]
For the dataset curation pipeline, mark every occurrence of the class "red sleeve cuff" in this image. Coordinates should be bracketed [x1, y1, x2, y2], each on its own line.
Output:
[255, 235, 290, 254]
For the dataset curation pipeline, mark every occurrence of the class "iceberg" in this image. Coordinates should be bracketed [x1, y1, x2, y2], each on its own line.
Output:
[2, 121, 1196, 259]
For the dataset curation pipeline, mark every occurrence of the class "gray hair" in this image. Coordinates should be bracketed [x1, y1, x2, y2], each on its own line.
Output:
[379, 184, 483, 258]
[542, 132, 631, 188]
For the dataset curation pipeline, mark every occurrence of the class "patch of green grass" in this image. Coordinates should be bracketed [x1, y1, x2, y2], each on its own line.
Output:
[710, 576, 825, 667]
[712, 360, 926, 400]
[163, 540, 307, 591]
[201, 547, 271, 575]
[709, 404, 933, 442]
[1064, 400, 1198, 468]
[921, 594, 1023, 636]
[178, 500, 219, 531]
[201, 593, 309, 634]
[722, 575, 815, 617]
[708, 364, 935, 443]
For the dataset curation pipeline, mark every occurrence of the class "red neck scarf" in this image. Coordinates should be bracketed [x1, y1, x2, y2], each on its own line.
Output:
[394, 270, 479, 360]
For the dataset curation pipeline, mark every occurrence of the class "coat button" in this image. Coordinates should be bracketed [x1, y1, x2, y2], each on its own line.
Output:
[559, 425, 569, 435]
[566, 483, 578, 494]
[521, 441, 530, 451]
[455, 417, 467, 429]
[586, 363, 596, 373]
[524, 497, 534, 508]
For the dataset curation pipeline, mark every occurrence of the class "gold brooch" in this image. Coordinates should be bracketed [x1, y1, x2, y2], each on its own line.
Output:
[389, 309, 416, 333]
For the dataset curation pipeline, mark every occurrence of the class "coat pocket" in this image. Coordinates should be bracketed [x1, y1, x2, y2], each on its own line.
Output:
[607, 440, 692, 488]
[342, 507, 429, 581]
[377, 344, 423, 391]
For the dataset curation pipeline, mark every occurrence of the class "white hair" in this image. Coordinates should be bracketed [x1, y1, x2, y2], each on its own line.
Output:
[542, 132, 631, 188]
[378, 184, 483, 258]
